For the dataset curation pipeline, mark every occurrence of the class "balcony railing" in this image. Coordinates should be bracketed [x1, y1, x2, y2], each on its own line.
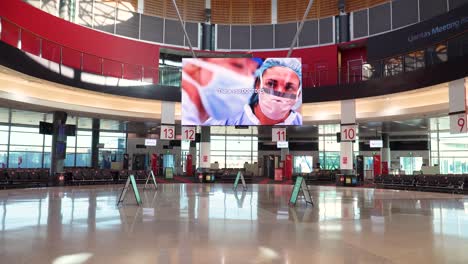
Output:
[0, 17, 164, 86]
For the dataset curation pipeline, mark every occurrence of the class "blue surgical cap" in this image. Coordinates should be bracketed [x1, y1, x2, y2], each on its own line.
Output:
[255, 58, 302, 90]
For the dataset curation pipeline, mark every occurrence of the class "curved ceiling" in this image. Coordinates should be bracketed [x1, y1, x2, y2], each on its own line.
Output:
[1, 64, 464, 124]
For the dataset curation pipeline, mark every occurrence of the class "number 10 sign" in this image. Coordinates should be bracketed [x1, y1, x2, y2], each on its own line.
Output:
[340, 124, 357, 141]
[272, 128, 286, 142]
[160, 125, 175, 140]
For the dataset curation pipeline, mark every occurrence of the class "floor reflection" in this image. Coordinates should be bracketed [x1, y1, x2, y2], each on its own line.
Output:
[0, 184, 466, 263]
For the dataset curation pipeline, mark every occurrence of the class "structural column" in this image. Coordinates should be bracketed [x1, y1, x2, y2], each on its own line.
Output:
[199, 126, 210, 170]
[161, 101, 177, 172]
[202, 0, 214, 51]
[340, 100, 356, 174]
[91, 118, 100, 169]
[50, 111, 68, 182]
[381, 133, 390, 174]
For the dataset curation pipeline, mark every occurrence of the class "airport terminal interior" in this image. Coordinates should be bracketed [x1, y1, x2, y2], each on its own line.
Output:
[0, 0, 468, 263]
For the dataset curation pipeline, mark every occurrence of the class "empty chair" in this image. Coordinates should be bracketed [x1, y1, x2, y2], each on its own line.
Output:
[81, 170, 94, 182]
[119, 170, 129, 181]
[72, 170, 84, 183]
[401, 175, 415, 186]
[136, 170, 148, 181]
[101, 169, 114, 182]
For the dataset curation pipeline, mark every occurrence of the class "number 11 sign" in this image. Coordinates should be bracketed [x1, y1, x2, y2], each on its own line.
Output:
[182, 126, 196, 141]
[160, 125, 175, 140]
[272, 128, 286, 142]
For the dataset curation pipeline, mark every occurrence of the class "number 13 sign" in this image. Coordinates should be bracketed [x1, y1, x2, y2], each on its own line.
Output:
[182, 126, 196, 141]
[160, 125, 175, 140]
[272, 128, 286, 142]
[450, 113, 467, 134]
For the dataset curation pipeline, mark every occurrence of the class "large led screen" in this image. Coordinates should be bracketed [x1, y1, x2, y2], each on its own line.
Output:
[181, 58, 302, 126]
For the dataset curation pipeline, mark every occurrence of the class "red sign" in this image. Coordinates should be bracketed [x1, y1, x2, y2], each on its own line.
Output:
[203, 155, 208, 162]
[342, 157, 348, 165]
[373, 155, 382, 175]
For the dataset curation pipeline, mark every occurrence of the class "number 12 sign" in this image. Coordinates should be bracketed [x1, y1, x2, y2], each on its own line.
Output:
[182, 126, 196, 141]
[272, 128, 286, 142]
[160, 125, 175, 140]
[450, 113, 467, 134]
[340, 124, 357, 141]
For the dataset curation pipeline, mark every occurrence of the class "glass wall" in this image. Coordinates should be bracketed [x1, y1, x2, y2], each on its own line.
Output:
[430, 116, 468, 174]
[209, 127, 258, 169]
[0, 107, 126, 168]
[318, 124, 359, 170]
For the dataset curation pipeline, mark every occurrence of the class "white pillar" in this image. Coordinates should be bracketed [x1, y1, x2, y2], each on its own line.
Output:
[271, 0, 278, 24]
[137, 0, 144, 13]
[448, 78, 467, 134]
[340, 100, 356, 172]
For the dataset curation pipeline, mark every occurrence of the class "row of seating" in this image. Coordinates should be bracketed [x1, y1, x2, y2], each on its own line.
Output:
[214, 169, 254, 183]
[0, 169, 50, 188]
[65, 169, 151, 185]
[374, 174, 466, 193]
[293, 170, 338, 184]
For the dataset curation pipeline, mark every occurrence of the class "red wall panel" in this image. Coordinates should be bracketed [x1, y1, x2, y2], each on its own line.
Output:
[61, 47, 82, 70]
[124, 64, 143, 81]
[82, 53, 102, 74]
[0, 0, 159, 69]
[41, 40, 61, 63]
[20, 29, 41, 56]
[340, 46, 367, 84]
[252, 45, 339, 87]
[103, 59, 123, 78]
[0, 19, 19, 47]
[143, 67, 159, 84]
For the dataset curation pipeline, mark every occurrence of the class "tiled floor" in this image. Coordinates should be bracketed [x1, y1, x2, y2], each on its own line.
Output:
[0, 184, 467, 264]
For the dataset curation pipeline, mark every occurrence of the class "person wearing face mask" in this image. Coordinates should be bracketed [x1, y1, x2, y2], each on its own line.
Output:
[206, 58, 302, 125]
[181, 58, 259, 125]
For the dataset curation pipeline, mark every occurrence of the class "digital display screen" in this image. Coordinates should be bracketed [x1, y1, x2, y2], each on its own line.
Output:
[277, 141, 289, 148]
[145, 139, 157, 146]
[181, 58, 302, 126]
[370, 140, 383, 148]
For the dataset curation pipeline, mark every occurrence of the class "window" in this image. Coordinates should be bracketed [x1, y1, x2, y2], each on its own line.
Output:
[209, 127, 258, 169]
[430, 116, 468, 174]
[384, 56, 403, 76]
[404, 50, 425, 72]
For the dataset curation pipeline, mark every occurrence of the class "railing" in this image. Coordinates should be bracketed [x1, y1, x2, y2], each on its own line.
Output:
[0, 16, 165, 85]
[308, 30, 468, 88]
[1, 14, 467, 89]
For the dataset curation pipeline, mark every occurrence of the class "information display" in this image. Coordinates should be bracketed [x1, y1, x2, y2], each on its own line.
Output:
[277, 141, 289, 148]
[370, 140, 383, 148]
[145, 139, 157, 146]
[181, 58, 302, 126]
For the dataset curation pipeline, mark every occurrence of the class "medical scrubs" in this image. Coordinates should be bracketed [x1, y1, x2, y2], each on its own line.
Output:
[204, 104, 302, 125]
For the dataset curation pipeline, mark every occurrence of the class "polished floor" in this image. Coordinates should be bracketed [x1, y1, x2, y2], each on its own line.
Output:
[0, 184, 466, 264]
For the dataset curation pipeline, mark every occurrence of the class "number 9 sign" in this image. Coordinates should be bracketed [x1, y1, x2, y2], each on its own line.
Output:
[450, 113, 467, 134]
[160, 125, 175, 140]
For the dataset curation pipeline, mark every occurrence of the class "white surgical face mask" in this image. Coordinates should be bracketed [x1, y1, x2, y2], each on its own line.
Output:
[258, 78, 299, 120]
[182, 59, 254, 120]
